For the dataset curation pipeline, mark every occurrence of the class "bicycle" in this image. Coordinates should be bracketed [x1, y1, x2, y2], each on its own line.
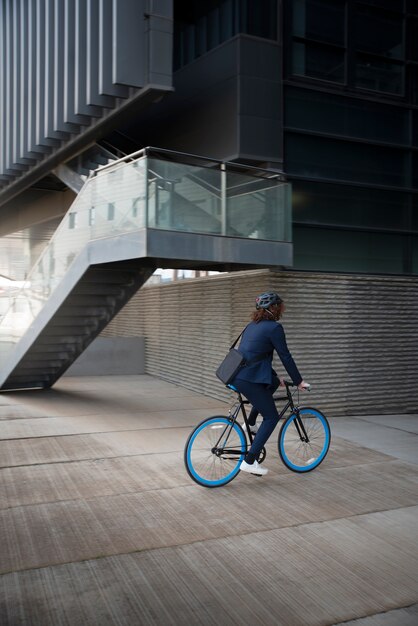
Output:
[184, 381, 331, 488]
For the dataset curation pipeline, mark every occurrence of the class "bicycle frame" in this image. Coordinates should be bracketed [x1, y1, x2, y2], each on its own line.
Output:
[213, 383, 308, 458]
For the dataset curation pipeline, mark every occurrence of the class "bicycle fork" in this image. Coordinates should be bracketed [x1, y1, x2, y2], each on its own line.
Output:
[293, 409, 310, 443]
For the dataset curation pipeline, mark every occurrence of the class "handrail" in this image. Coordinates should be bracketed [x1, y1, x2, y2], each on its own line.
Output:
[94, 145, 286, 181]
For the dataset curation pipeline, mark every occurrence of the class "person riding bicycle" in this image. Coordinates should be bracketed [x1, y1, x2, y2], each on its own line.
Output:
[230, 291, 310, 476]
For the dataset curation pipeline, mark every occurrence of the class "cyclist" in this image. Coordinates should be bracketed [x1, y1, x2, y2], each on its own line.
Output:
[231, 291, 310, 476]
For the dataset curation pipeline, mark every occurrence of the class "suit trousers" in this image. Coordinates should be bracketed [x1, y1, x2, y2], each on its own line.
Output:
[233, 377, 280, 459]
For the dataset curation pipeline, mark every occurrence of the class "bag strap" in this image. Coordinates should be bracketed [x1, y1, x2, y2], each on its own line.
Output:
[229, 329, 246, 350]
[230, 325, 270, 365]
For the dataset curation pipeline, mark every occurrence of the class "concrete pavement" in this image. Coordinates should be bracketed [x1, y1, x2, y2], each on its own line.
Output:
[0, 375, 417, 625]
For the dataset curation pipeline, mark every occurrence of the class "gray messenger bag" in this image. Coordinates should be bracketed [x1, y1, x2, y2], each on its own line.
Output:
[215, 328, 268, 385]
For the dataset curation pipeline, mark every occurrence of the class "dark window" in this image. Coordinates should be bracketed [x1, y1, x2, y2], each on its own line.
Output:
[285, 133, 409, 187]
[407, 0, 418, 12]
[240, 0, 277, 39]
[406, 17, 418, 60]
[412, 154, 418, 187]
[412, 197, 418, 230]
[293, 226, 404, 273]
[292, 41, 345, 82]
[355, 54, 403, 94]
[354, 6, 403, 59]
[174, 0, 277, 70]
[361, 0, 404, 10]
[292, 0, 345, 45]
[292, 181, 410, 231]
[285, 87, 409, 144]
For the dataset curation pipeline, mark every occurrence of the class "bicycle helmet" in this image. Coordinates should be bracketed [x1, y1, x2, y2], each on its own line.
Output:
[255, 291, 282, 310]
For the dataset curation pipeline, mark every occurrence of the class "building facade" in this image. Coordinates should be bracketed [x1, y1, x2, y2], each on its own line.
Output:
[0, 1, 417, 410]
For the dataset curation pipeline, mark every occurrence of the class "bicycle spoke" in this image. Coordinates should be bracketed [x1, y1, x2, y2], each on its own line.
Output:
[278, 408, 330, 472]
[185, 417, 246, 487]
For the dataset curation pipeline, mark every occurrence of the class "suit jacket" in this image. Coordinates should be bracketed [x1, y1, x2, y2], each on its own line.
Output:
[233, 320, 302, 386]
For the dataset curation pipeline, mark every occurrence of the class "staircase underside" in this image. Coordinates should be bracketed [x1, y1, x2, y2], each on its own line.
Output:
[0, 228, 292, 391]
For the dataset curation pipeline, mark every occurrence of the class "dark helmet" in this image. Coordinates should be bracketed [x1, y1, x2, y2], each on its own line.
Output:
[255, 291, 283, 310]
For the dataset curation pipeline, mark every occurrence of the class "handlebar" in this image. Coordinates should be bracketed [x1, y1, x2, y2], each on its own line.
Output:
[283, 380, 311, 390]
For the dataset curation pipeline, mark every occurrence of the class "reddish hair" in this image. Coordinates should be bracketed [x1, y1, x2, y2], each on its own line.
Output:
[251, 302, 284, 322]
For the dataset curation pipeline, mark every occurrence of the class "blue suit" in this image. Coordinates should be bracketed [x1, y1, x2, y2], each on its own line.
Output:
[234, 320, 302, 386]
[231, 320, 303, 461]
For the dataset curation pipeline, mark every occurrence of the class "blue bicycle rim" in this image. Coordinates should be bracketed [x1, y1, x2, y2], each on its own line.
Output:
[279, 408, 330, 472]
[186, 417, 246, 487]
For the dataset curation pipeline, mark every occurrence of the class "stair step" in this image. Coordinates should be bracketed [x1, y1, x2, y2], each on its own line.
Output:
[6, 374, 53, 382]
[19, 359, 66, 368]
[49, 317, 99, 329]
[83, 269, 137, 285]
[64, 295, 117, 307]
[30, 348, 75, 358]
[40, 328, 92, 338]
[36, 336, 85, 345]
[1, 381, 49, 390]
[16, 366, 62, 375]
[58, 306, 111, 317]
[72, 284, 125, 296]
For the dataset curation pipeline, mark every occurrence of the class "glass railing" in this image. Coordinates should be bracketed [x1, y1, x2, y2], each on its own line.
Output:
[0, 148, 291, 366]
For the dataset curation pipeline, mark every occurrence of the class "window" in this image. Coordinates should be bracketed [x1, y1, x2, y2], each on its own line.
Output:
[68, 213, 77, 229]
[286, 134, 409, 187]
[355, 54, 403, 94]
[107, 203, 115, 221]
[285, 87, 409, 144]
[292, 181, 410, 230]
[355, 6, 403, 59]
[293, 226, 404, 273]
[174, 0, 277, 70]
[240, 0, 277, 39]
[292, 0, 345, 45]
[287, 0, 407, 96]
[407, 17, 418, 61]
[292, 42, 345, 82]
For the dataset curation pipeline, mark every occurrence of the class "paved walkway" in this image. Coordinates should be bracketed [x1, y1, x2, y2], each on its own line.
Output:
[0, 375, 417, 626]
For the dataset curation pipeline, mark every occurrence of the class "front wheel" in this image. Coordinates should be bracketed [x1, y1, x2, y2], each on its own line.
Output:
[278, 407, 330, 473]
[184, 416, 246, 487]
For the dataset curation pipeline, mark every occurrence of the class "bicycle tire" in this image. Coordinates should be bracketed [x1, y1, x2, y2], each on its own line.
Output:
[278, 407, 331, 473]
[184, 416, 246, 488]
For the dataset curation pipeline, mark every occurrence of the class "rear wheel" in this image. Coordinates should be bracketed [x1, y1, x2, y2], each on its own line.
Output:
[184, 416, 246, 487]
[278, 407, 330, 472]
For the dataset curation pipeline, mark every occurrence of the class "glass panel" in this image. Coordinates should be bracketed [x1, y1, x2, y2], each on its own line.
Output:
[292, 0, 345, 45]
[174, 0, 277, 69]
[293, 226, 404, 273]
[241, 0, 277, 39]
[362, 0, 404, 10]
[0, 158, 147, 363]
[412, 236, 418, 273]
[226, 170, 292, 241]
[412, 196, 418, 229]
[408, 66, 418, 104]
[355, 6, 403, 59]
[146, 159, 222, 234]
[355, 54, 403, 94]
[407, 0, 418, 15]
[0, 153, 292, 367]
[292, 41, 345, 82]
[285, 87, 409, 144]
[406, 17, 418, 61]
[292, 181, 410, 230]
[285, 133, 409, 187]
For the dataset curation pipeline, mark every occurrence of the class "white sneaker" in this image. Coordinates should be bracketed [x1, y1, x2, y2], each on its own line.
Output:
[240, 460, 268, 476]
[241, 421, 259, 435]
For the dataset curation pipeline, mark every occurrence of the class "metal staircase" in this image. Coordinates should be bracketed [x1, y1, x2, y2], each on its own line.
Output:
[0, 147, 292, 391]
